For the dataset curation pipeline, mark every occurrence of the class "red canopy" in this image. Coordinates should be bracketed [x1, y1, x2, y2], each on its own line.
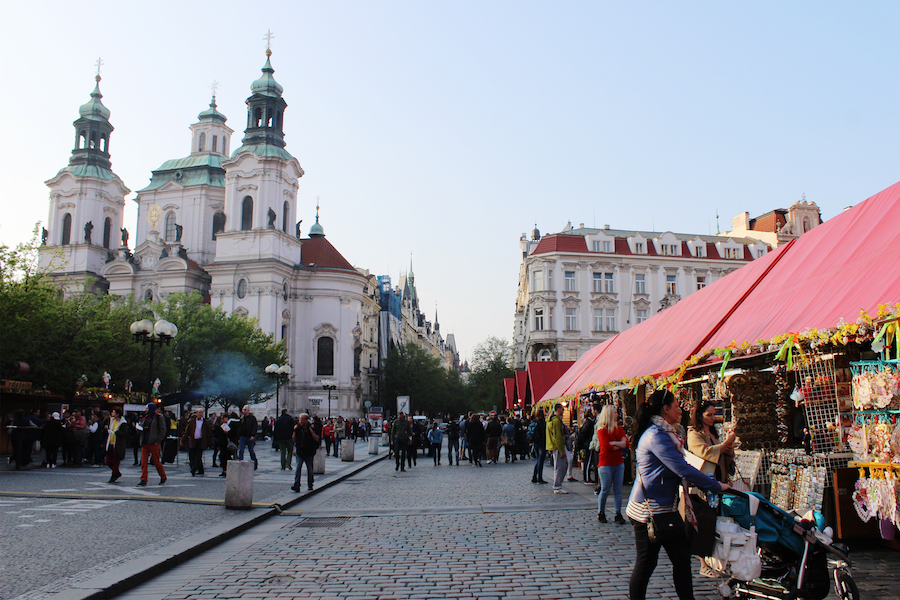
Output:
[503, 378, 516, 411]
[540, 179, 900, 402]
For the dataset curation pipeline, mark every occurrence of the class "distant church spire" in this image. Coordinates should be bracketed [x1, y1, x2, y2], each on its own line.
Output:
[241, 32, 287, 149]
[69, 62, 115, 172]
[309, 196, 325, 237]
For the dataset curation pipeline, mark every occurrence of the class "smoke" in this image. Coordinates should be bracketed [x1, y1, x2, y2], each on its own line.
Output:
[196, 351, 268, 401]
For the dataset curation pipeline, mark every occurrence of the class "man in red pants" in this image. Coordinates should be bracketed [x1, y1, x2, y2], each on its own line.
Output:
[137, 404, 167, 486]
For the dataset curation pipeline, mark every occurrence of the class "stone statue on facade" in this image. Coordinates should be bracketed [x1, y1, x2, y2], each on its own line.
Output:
[84, 221, 93, 244]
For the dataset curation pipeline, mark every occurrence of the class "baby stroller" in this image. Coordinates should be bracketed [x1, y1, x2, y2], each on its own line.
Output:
[708, 490, 857, 600]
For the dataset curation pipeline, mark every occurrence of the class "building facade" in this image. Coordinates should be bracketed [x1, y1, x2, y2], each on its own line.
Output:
[38, 49, 457, 418]
[513, 222, 771, 370]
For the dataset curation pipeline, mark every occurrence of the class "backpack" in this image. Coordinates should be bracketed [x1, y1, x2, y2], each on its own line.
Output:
[526, 421, 539, 443]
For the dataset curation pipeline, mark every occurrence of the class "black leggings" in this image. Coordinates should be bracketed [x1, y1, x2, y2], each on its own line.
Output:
[629, 519, 693, 600]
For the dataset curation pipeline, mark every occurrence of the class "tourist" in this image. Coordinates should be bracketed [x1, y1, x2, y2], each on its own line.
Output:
[291, 413, 320, 492]
[596, 405, 628, 524]
[104, 407, 127, 483]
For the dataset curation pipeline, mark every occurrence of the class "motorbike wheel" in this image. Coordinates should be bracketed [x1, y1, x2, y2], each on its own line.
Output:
[833, 570, 859, 600]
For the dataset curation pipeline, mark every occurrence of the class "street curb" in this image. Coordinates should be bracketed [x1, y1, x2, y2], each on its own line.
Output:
[45, 452, 388, 600]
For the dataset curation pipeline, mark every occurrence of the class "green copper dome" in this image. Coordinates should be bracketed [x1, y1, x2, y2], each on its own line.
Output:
[250, 50, 283, 98]
[198, 96, 227, 123]
[78, 76, 111, 121]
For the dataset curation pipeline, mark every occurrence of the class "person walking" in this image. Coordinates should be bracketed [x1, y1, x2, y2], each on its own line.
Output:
[181, 408, 212, 476]
[467, 414, 485, 467]
[42, 412, 63, 468]
[445, 418, 460, 465]
[531, 411, 547, 483]
[137, 404, 167, 486]
[104, 408, 128, 483]
[484, 412, 502, 464]
[273, 409, 295, 470]
[333, 415, 346, 457]
[213, 413, 236, 477]
[459, 412, 470, 462]
[291, 413, 320, 492]
[580, 403, 599, 484]
[237, 405, 258, 469]
[595, 405, 628, 524]
[428, 423, 443, 465]
[502, 417, 517, 463]
[546, 404, 568, 493]
[626, 389, 729, 600]
[392, 412, 411, 472]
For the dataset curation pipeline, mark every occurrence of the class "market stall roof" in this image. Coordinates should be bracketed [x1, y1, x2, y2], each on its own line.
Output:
[526, 361, 575, 406]
[503, 378, 516, 411]
[515, 370, 528, 405]
[539, 179, 900, 402]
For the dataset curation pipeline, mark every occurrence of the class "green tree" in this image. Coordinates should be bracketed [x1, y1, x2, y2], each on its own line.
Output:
[466, 336, 515, 412]
[382, 342, 450, 416]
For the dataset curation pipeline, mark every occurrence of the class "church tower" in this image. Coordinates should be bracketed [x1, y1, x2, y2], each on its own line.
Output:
[41, 68, 130, 294]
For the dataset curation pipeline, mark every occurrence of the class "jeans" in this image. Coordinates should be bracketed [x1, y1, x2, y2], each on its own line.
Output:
[552, 449, 567, 489]
[333, 437, 342, 457]
[448, 438, 459, 463]
[598, 462, 624, 514]
[238, 437, 257, 464]
[629, 518, 694, 600]
[431, 442, 441, 464]
[295, 453, 314, 489]
[532, 447, 546, 480]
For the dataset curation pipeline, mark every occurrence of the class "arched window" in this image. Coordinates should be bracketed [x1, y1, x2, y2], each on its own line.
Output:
[253, 107, 262, 128]
[317, 337, 334, 376]
[144, 289, 154, 301]
[282, 201, 289, 233]
[100, 135, 107, 153]
[61, 213, 72, 245]
[198, 132, 206, 152]
[77, 131, 86, 149]
[212, 211, 226, 240]
[165, 211, 177, 242]
[241, 197, 253, 230]
[265, 108, 273, 127]
[103, 217, 112, 249]
[538, 349, 552, 362]
[90, 131, 97, 149]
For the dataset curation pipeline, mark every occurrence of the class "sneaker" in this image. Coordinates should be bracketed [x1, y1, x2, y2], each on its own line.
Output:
[699, 565, 717, 579]
[598, 512, 607, 523]
[137, 480, 147, 487]
[553, 488, 569, 494]
[614, 513, 627, 525]
[567, 477, 578, 482]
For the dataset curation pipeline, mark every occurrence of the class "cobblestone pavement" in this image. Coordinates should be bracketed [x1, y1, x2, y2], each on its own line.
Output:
[2, 439, 380, 600]
[114, 454, 900, 600]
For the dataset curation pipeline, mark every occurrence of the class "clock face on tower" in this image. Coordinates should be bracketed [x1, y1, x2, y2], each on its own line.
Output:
[148, 205, 162, 231]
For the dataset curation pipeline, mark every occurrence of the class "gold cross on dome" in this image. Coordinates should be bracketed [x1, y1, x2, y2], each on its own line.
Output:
[263, 29, 275, 51]
[95, 57, 104, 77]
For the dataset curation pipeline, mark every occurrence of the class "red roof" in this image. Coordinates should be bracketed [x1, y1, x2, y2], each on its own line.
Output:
[530, 234, 589, 255]
[503, 378, 516, 411]
[300, 236, 362, 275]
[540, 179, 900, 401]
[526, 361, 574, 404]
[515, 370, 528, 404]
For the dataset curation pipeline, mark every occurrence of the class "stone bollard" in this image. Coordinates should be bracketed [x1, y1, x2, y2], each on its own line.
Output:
[224, 460, 254, 509]
[380, 432, 390, 446]
[341, 439, 355, 461]
[314, 446, 326, 474]
[368, 434, 380, 455]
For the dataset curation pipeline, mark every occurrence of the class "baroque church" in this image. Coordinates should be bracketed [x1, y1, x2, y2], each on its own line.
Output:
[39, 48, 384, 418]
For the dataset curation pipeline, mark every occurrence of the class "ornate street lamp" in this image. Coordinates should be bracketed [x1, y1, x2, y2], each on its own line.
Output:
[321, 379, 337, 418]
[265, 363, 292, 416]
[130, 318, 177, 400]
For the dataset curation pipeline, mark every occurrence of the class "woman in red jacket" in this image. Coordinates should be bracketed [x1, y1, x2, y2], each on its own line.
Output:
[596, 405, 629, 524]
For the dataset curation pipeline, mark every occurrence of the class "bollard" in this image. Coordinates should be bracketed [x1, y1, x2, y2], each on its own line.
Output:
[341, 438, 355, 461]
[380, 432, 390, 447]
[368, 434, 380, 455]
[224, 460, 254, 509]
[313, 446, 326, 474]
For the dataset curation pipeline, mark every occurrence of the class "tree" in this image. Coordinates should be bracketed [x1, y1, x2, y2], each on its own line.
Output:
[466, 337, 515, 412]
[382, 342, 452, 416]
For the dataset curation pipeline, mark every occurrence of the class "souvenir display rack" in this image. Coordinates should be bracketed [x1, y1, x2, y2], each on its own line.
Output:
[795, 354, 845, 454]
[848, 358, 900, 464]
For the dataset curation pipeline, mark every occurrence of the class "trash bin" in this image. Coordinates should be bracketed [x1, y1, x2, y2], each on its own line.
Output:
[341, 439, 355, 461]
[314, 446, 326, 474]
[368, 434, 380, 455]
[225, 460, 254, 509]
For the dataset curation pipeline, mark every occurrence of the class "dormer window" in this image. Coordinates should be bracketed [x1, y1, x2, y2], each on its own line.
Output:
[635, 242, 645, 254]
[694, 246, 703, 258]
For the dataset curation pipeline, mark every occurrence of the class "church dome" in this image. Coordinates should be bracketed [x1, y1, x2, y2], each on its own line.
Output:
[308, 220, 324, 237]
[250, 50, 284, 98]
[198, 97, 227, 123]
[78, 76, 111, 121]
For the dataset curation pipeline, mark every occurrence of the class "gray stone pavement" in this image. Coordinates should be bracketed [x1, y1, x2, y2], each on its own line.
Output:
[1, 438, 385, 600]
[108, 454, 898, 600]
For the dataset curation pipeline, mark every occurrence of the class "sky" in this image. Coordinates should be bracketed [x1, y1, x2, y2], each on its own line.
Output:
[2, 2, 899, 363]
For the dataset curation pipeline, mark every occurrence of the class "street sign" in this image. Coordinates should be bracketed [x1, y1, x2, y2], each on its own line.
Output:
[397, 396, 410, 415]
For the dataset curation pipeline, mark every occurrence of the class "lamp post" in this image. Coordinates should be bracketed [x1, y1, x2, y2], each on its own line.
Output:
[321, 379, 337, 419]
[130, 318, 177, 400]
[265, 363, 292, 416]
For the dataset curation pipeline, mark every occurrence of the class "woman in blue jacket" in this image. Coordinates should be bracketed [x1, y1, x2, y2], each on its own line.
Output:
[625, 389, 730, 600]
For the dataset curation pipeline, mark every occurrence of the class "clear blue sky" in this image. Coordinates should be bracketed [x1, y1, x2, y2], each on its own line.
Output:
[2, 2, 899, 362]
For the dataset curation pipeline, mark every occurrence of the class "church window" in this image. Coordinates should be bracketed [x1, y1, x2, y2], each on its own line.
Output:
[265, 108, 273, 128]
[100, 135, 108, 153]
[212, 135, 217, 152]
[317, 337, 335, 376]
[61, 213, 72, 245]
[165, 211, 177, 242]
[236, 278, 248, 299]
[241, 197, 253, 230]
[144, 289, 153, 301]
[77, 131, 86, 149]
[282, 201, 289, 233]
[103, 217, 112, 249]
[253, 107, 262, 128]
[276, 110, 283, 129]
[198, 132, 205, 152]
[212, 211, 225, 240]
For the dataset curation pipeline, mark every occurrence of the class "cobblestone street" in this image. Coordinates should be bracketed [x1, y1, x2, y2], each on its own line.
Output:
[114, 453, 898, 600]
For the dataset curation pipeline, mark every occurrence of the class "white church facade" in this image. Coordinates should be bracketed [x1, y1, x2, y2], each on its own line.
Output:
[39, 50, 386, 418]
